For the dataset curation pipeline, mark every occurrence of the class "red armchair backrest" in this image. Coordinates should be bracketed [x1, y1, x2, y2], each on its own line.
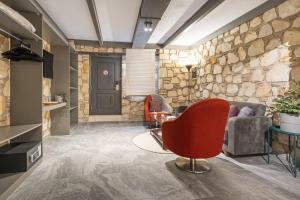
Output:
[144, 95, 152, 121]
[162, 98, 229, 158]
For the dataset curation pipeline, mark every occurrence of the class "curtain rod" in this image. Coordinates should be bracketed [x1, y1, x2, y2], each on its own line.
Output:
[0, 27, 31, 48]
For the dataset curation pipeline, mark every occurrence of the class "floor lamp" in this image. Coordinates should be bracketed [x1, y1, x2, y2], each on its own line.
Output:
[185, 64, 193, 104]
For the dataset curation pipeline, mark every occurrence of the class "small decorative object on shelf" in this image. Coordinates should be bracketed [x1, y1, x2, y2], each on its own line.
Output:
[270, 81, 300, 133]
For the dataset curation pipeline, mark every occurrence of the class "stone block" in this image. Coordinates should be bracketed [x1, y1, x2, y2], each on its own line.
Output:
[251, 69, 265, 82]
[240, 23, 248, 34]
[258, 24, 273, 38]
[250, 17, 262, 28]
[227, 53, 239, 64]
[283, 30, 300, 45]
[213, 64, 222, 74]
[248, 39, 264, 57]
[266, 38, 282, 51]
[238, 47, 246, 61]
[272, 20, 290, 32]
[244, 32, 257, 43]
[256, 83, 272, 97]
[278, 1, 300, 18]
[266, 63, 290, 82]
[263, 8, 277, 22]
[227, 84, 239, 94]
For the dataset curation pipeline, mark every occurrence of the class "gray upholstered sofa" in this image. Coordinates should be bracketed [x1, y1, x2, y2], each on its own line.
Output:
[223, 101, 272, 156]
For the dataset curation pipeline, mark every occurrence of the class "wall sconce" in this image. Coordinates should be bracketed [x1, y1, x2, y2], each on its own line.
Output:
[144, 20, 153, 32]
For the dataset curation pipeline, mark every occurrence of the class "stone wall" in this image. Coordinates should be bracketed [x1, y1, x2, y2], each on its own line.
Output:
[76, 45, 144, 122]
[160, 0, 300, 108]
[42, 40, 51, 136]
[0, 34, 10, 127]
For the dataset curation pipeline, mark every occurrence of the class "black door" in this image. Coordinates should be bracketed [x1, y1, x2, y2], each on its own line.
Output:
[90, 56, 121, 115]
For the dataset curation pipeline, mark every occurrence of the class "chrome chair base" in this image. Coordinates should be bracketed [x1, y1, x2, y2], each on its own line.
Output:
[175, 157, 211, 174]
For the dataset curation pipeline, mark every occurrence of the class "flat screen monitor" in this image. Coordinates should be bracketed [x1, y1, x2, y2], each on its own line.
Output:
[43, 50, 53, 79]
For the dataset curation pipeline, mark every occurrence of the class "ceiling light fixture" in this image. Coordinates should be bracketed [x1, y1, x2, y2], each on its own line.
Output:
[144, 20, 153, 32]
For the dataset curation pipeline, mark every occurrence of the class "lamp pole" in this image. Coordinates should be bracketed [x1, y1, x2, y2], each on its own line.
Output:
[185, 65, 192, 104]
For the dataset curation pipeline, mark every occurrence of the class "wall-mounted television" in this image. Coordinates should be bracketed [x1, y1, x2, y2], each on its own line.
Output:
[43, 50, 53, 79]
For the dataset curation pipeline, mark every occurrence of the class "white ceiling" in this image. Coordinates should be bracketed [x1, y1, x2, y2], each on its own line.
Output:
[37, 0, 270, 47]
[95, 0, 141, 42]
[171, 0, 268, 46]
[148, 0, 207, 44]
[37, 0, 98, 40]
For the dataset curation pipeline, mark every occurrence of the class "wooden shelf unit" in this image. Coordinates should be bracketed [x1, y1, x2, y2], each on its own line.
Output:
[0, 1, 79, 198]
[42, 102, 67, 112]
[70, 50, 78, 125]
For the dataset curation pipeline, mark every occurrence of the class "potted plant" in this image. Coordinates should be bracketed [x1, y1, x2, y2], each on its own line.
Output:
[271, 81, 300, 133]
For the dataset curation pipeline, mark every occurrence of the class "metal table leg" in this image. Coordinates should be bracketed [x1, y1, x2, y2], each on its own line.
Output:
[293, 135, 298, 177]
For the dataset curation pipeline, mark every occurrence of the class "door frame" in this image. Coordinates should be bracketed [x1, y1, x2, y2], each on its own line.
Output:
[89, 54, 122, 115]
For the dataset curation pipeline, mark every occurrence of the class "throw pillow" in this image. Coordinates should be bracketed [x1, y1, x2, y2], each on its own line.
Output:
[237, 106, 255, 118]
[228, 105, 239, 118]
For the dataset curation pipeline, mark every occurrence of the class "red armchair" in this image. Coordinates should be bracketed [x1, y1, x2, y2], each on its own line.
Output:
[144, 95, 173, 126]
[162, 98, 229, 173]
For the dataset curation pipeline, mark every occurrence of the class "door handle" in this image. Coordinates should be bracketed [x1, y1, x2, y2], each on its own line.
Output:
[114, 81, 119, 91]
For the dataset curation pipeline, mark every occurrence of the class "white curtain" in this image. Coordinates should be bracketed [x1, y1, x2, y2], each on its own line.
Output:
[124, 49, 156, 96]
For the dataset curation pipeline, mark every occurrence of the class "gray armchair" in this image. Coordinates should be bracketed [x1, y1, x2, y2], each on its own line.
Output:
[223, 101, 272, 156]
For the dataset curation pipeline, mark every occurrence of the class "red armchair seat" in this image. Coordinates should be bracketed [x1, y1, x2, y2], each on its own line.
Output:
[162, 98, 229, 173]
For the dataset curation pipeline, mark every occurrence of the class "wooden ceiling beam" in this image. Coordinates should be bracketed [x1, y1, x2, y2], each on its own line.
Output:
[86, 0, 103, 46]
[132, 0, 170, 49]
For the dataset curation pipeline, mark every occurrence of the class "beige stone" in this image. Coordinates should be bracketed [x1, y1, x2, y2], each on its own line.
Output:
[219, 56, 227, 66]
[256, 84, 272, 97]
[223, 66, 231, 75]
[164, 84, 173, 90]
[263, 8, 277, 22]
[240, 23, 248, 34]
[278, 1, 300, 18]
[225, 75, 233, 83]
[3, 80, 9, 96]
[251, 69, 265, 82]
[290, 0, 300, 8]
[283, 30, 300, 45]
[227, 53, 239, 64]
[179, 81, 187, 87]
[160, 68, 167, 78]
[209, 46, 216, 56]
[232, 62, 243, 73]
[266, 63, 290, 82]
[212, 84, 220, 93]
[233, 75, 242, 83]
[248, 39, 264, 57]
[203, 90, 210, 98]
[230, 27, 240, 34]
[259, 24, 273, 38]
[294, 46, 300, 57]
[213, 64, 222, 74]
[234, 35, 242, 45]
[239, 83, 256, 97]
[292, 16, 300, 27]
[216, 74, 223, 83]
[171, 77, 180, 84]
[291, 67, 300, 81]
[205, 64, 212, 74]
[206, 74, 214, 82]
[266, 38, 282, 50]
[244, 32, 257, 43]
[227, 84, 238, 94]
[219, 42, 232, 53]
[261, 49, 280, 66]
[0, 96, 6, 115]
[272, 20, 290, 32]
[250, 17, 262, 28]
[224, 35, 234, 42]
[167, 70, 173, 77]
[238, 47, 246, 61]
[167, 91, 177, 97]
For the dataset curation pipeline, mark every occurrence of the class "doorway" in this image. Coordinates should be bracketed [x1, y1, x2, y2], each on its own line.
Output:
[90, 56, 121, 115]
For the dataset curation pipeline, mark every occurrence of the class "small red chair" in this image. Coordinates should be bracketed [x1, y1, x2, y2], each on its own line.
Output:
[162, 98, 229, 173]
[144, 95, 172, 126]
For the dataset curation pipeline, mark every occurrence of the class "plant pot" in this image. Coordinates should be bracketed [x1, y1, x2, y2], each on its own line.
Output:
[279, 113, 300, 133]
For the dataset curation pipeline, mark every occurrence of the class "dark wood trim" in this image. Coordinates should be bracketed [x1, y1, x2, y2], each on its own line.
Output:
[132, 0, 170, 48]
[160, 0, 224, 48]
[190, 0, 285, 48]
[74, 39, 131, 48]
[86, 0, 103, 46]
